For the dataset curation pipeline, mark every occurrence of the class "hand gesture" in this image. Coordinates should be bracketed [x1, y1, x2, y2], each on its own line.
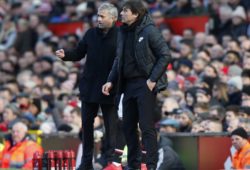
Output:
[146, 79, 156, 91]
[102, 82, 113, 96]
[55, 49, 65, 58]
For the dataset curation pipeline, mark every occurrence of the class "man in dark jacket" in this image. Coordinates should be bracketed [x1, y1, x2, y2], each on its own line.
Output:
[102, 1, 171, 169]
[55, 3, 119, 170]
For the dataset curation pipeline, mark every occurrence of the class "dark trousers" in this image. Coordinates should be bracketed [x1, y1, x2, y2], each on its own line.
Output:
[80, 102, 118, 169]
[122, 78, 158, 170]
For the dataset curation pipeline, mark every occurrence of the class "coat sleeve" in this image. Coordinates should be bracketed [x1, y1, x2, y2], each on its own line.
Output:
[147, 26, 171, 82]
[22, 141, 43, 169]
[107, 31, 120, 84]
[107, 55, 119, 84]
[63, 30, 90, 62]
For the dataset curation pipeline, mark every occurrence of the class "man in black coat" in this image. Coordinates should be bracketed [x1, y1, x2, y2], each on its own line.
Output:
[55, 3, 119, 170]
[102, 0, 171, 169]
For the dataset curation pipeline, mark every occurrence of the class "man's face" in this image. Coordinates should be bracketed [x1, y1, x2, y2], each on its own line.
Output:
[12, 125, 26, 143]
[120, 7, 138, 25]
[227, 119, 239, 132]
[3, 108, 16, 122]
[193, 59, 204, 74]
[97, 10, 115, 29]
[226, 111, 237, 123]
[231, 135, 245, 150]
[196, 93, 210, 104]
[243, 58, 250, 69]
[204, 66, 217, 78]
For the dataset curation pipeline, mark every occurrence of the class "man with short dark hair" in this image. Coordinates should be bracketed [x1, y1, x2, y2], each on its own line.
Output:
[102, 0, 171, 169]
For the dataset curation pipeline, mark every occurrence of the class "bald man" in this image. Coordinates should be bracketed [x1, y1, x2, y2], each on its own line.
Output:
[0, 122, 43, 169]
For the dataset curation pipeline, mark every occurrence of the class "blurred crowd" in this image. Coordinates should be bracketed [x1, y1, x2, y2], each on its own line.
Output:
[0, 0, 249, 149]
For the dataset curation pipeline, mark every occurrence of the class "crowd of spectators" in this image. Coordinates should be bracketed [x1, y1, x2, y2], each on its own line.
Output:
[0, 0, 250, 167]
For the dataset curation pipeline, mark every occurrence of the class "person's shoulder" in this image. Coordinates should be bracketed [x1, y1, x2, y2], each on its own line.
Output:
[141, 25, 160, 39]
[23, 139, 41, 148]
[85, 28, 96, 35]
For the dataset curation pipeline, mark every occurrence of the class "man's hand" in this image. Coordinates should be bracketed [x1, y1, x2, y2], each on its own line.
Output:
[102, 82, 113, 95]
[55, 49, 65, 58]
[146, 79, 156, 91]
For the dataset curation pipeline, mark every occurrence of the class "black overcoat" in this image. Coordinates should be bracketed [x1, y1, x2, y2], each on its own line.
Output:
[64, 26, 118, 104]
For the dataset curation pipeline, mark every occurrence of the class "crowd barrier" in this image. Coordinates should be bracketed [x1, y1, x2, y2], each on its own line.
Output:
[0, 132, 233, 170]
[48, 15, 209, 36]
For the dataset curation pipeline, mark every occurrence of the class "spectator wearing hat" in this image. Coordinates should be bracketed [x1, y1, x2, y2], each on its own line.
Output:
[224, 51, 241, 66]
[177, 58, 193, 78]
[228, 64, 243, 77]
[230, 127, 250, 169]
[227, 76, 242, 105]
[158, 118, 180, 133]
[177, 109, 195, 132]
